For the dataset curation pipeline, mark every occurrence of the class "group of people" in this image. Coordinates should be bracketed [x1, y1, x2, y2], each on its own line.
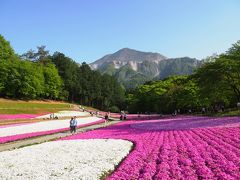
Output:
[89, 111, 99, 116]
[104, 111, 127, 122]
[79, 105, 85, 112]
[69, 116, 77, 133]
[49, 113, 58, 119]
[69, 110, 129, 132]
[172, 109, 180, 116]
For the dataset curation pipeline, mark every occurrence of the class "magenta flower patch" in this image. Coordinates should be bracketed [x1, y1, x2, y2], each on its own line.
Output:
[62, 116, 240, 179]
[0, 114, 40, 120]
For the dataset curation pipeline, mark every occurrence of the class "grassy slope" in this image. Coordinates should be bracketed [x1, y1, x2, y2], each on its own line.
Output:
[216, 109, 240, 117]
[0, 98, 71, 114]
[202, 108, 240, 117]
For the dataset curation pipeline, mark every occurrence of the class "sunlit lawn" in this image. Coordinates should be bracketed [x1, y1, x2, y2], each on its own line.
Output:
[0, 99, 71, 114]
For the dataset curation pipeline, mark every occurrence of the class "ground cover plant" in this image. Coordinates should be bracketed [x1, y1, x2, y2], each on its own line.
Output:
[0, 111, 90, 128]
[0, 114, 40, 120]
[63, 116, 240, 179]
[0, 115, 103, 144]
[0, 139, 132, 179]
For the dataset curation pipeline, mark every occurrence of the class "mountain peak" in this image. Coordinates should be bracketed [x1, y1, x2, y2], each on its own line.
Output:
[91, 48, 167, 69]
[114, 47, 165, 58]
[118, 47, 132, 51]
[89, 48, 200, 89]
[116, 47, 142, 53]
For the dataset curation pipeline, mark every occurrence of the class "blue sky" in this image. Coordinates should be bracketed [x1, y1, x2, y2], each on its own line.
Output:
[1, 0, 240, 63]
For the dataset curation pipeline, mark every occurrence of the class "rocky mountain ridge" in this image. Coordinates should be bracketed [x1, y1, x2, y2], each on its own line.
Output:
[90, 48, 202, 88]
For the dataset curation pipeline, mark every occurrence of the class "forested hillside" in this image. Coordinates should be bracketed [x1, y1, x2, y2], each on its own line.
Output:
[127, 41, 240, 114]
[0, 35, 125, 111]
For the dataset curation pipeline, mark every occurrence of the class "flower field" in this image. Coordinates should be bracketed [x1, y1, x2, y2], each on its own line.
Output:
[0, 122, 33, 129]
[0, 115, 239, 179]
[35, 110, 90, 119]
[0, 114, 40, 120]
[0, 139, 132, 179]
[131, 115, 240, 130]
[0, 116, 103, 144]
[0, 111, 91, 128]
[62, 116, 240, 179]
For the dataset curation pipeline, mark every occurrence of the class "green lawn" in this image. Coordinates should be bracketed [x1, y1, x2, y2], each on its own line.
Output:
[0, 99, 71, 114]
[205, 109, 240, 117]
[216, 109, 240, 117]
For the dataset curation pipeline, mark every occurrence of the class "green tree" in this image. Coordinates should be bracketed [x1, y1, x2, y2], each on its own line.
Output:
[51, 52, 79, 101]
[0, 60, 45, 99]
[0, 35, 16, 61]
[43, 63, 63, 99]
[127, 76, 201, 114]
[194, 47, 240, 108]
[21, 46, 49, 61]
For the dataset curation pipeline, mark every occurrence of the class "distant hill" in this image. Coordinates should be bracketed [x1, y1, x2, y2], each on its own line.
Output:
[90, 48, 202, 89]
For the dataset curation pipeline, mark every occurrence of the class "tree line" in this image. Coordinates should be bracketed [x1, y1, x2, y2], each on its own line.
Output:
[0, 35, 125, 111]
[126, 41, 240, 114]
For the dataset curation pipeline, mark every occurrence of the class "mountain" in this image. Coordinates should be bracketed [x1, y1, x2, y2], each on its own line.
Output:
[91, 48, 166, 70]
[90, 48, 201, 89]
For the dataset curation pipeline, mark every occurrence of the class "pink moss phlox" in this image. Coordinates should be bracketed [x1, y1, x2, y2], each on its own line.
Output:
[0, 114, 40, 120]
[61, 116, 240, 179]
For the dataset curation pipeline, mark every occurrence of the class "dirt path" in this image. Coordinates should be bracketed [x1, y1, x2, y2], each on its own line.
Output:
[0, 118, 120, 152]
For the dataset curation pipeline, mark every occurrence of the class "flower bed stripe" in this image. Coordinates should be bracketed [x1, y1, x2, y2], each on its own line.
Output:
[0, 119, 104, 144]
[0, 122, 33, 128]
[0, 114, 40, 121]
[35, 111, 89, 119]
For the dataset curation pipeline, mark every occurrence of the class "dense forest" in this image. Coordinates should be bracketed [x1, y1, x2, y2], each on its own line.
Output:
[0, 35, 125, 112]
[126, 41, 240, 114]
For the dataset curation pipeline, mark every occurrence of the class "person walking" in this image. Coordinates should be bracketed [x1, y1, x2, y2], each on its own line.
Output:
[120, 114, 123, 120]
[124, 113, 127, 120]
[104, 112, 109, 126]
[73, 116, 77, 133]
[137, 112, 140, 118]
[69, 117, 74, 133]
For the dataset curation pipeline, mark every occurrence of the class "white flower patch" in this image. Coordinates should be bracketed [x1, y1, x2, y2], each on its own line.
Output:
[0, 139, 132, 180]
[35, 111, 89, 119]
[0, 117, 102, 137]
